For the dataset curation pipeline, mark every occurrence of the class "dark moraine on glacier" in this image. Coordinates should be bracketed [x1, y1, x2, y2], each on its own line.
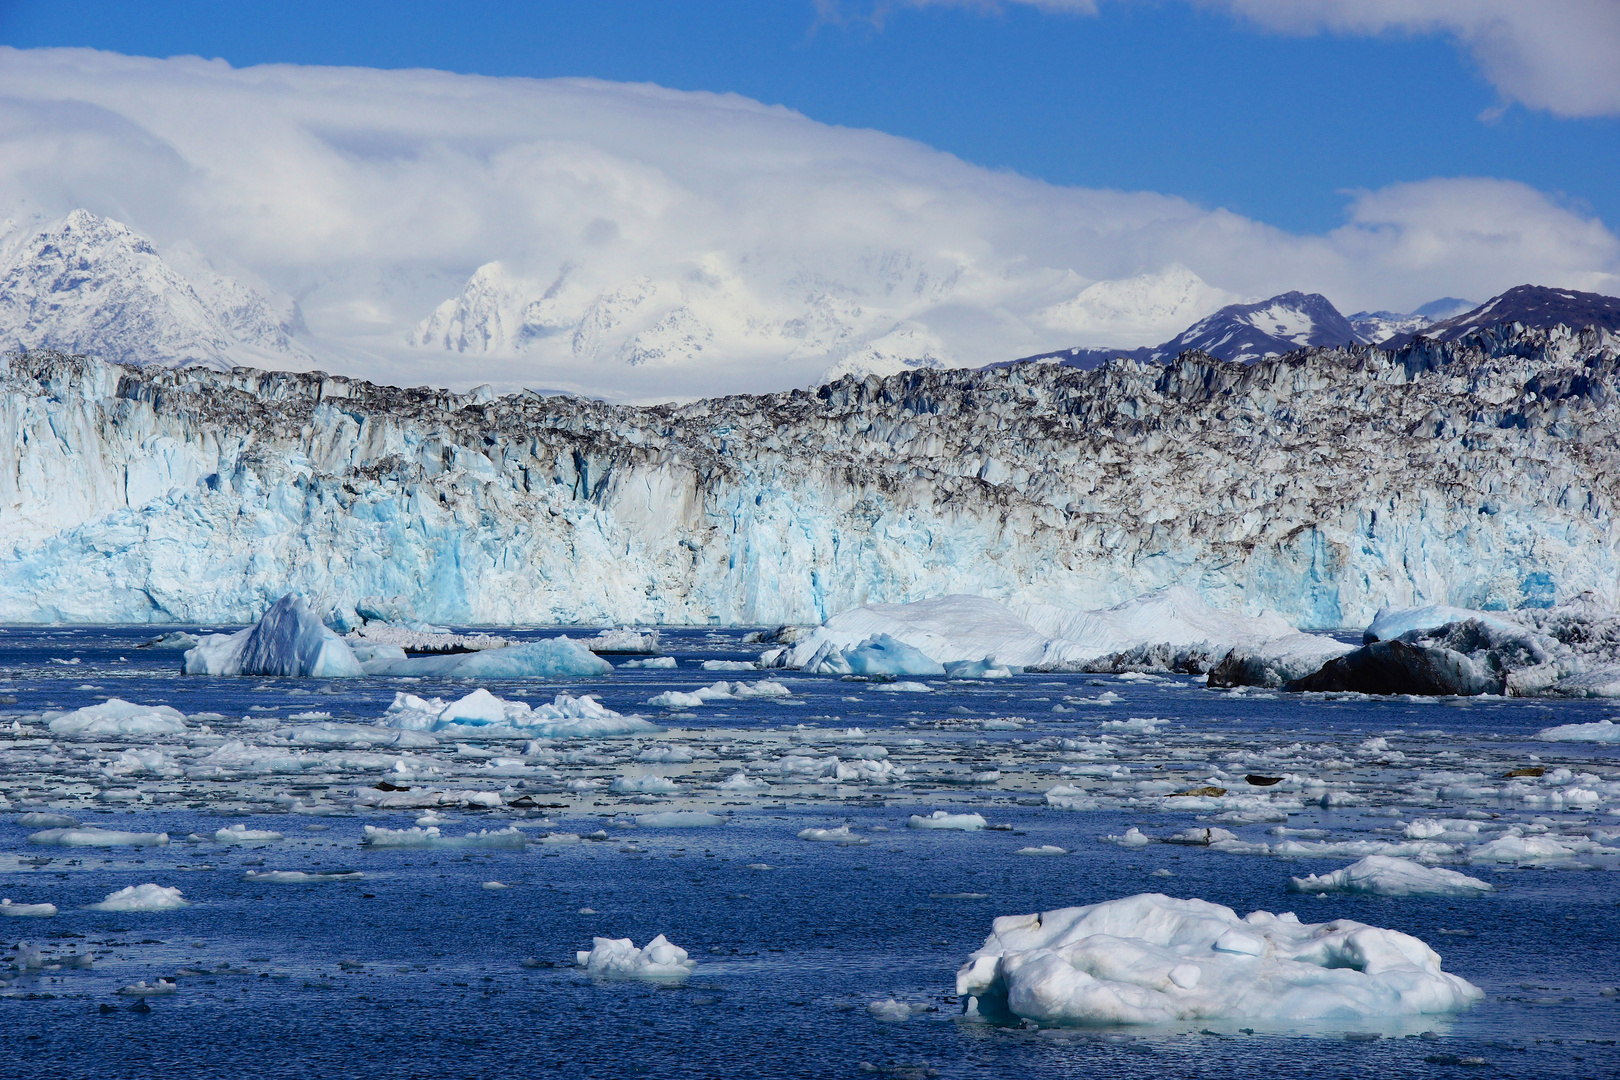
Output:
[1, 322, 1617, 627]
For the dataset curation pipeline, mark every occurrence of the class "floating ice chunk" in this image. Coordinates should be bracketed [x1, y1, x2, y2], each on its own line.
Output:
[648, 690, 706, 708]
[359, 825, 527, 849]
[1044, 785, 1101, 812]
[439, 689, 510, 725]
[0, 898, 57, 917]
[611, 773, 680, 794]
[908, 811, 988, 831]
[576, 934, 695, 980]
[380, 690, 657, 737]
[1099, 716, 1166, 734]
[482, 881, 510, 890]
[1288, 857, 1493, 898]
[701, 660, 757, 671]
[140, 631, 200, 650]
[48, 698, 187, 736]
[797, 825, 869, 845]
[30, 827, 168, 847]
[868, 999, 917, 1022]
[619, 656, 678, 669]
[944, 659, 1016, 679]
[118, 979, 178, 996]
[1364, 605, 1524, 644]
[635, 812, 725, 828]
[242, 870, 363, 883]
[1104, 828, 1152, 847]
[649, 680, 790, 707]
[14, 812, 80, 829]
[184, 594, 363, 677]
[88, 884, 188, 911]
[582, 627, 662, 654]
[1535, 719, 1620, 743]
[1016, 845, 1069, 856]
[956, 892, 1483, 1027]
[718, 772, 769, 791]
[870, 681, 934, 693]
[842, 634, 947, 677]
[1468, 833, 1581, 865]
[362, 637, 611, 678]
[213, 824, 285, 845]
[282, 722, 439, 748]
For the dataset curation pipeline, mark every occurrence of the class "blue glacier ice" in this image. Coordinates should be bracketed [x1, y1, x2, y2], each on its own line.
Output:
[361, 637, 611, 678]
[183, 593, 363, 677]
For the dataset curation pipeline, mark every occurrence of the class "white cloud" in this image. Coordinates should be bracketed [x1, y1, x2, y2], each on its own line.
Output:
[890, 0, 1620, 118]
[0, 48, 1613, 400]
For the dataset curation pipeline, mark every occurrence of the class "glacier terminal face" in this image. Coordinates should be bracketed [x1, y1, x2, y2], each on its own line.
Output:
[1, 323, 1617, 626]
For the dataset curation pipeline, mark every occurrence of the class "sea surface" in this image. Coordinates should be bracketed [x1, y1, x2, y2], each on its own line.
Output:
[2, 626, 1617, 1078]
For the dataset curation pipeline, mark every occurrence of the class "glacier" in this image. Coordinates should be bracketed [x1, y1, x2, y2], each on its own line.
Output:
[1, 322, 1618, 628]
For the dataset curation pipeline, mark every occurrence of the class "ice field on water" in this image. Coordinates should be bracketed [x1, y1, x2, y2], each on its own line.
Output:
[1, 625, 1618, 1079]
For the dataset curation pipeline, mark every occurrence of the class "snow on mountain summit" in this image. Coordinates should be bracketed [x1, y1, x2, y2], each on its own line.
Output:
[1159, 290, 1359, 362]
[0, 210, 311, 371]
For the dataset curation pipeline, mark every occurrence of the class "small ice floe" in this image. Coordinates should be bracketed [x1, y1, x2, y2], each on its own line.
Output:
[635, 812, 726, 828]
[1043, 785, 1100, 811]
[908, 811, 988, 831]
[1535, 719, 1620, 743]
[610, 773, 681, 794]
[718, 772, 769, 791]
[648, 680, 792, 708]
[576, 934, 695, 981]
[1104, 828, 1152, 847]
[1015, 845, 1069, 856]
[1467, 833, 1584, 865]
[118, 979, 178, 997]
[868, 999, 929, 1022]
[359, 825, 527, 849]
[1288, 856, 1494, 898]
[869, 681, 934, 693]
[539, 832, 581, 845]
[956, 893, 1483, 1026]
[797, 825, 869, 845]
[1099, 716, 1166, 734]
[30, 827, 168, 847]
[700, 660, 757, 672]
[87, 884, 188, 912]
[15, 812, 79, 829]
[213, 824, 285, 845]
[482, 881, 510, 890]
[242, 870, 362, 883]
[0, 898, 57, 917]
[47, 699, 188, 737]
[618, 656, 678, 669]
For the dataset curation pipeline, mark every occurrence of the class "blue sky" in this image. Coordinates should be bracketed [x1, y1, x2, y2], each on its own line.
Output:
[3, 0, 1616, 237]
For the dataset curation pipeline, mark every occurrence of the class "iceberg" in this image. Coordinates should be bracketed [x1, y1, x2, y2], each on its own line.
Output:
[47, 698, 189, 736]
[956, 893, 1483, 1027]
[907, 811, 987, 831]
[581, 627, 662, 654]
[1536, 719, 1620, 743]
[359, 825, 527, 849]
[184, 594, 363, 677]
[379, 690, 657, 736]
[576, 934, 695, 980]
[781, 589, 1342, 677]
[647, 680, 792, 708]
[213, 824, 284, 845]
[635, 811, 725, 828]
[1364, 605, 1526, 644]
[0, 898, 57, 917]
[86, 884, 188, 912]
[1287, 856, 1494, 897]
[361, 636, 611, 678]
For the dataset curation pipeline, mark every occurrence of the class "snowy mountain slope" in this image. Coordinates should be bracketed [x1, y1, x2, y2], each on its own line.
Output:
[1012, 290, 1359, 369]
[1033, 265, 1235, 345]
[0, 210, 312, 370]
[2, 323, 1617, 627]
[1351, 296, 1480, 343]
[1384, 285, 1620, 348]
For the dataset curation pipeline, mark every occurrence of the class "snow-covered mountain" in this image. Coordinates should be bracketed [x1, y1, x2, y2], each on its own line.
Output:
[2, 322, 1616, 627]
[0, 210, 311, 371]
[1032, 264, 1235, 345]
[1383, 285, 1620, 348]
[1348, 298, 1476, 345]
[1015, 290, 1360, 368]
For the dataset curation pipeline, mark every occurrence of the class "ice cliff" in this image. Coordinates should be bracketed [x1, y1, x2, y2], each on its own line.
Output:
[1, 321, 1617, 626]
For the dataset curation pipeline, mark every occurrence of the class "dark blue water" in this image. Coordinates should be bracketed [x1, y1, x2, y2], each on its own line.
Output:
[3, 627, 1618, 1078]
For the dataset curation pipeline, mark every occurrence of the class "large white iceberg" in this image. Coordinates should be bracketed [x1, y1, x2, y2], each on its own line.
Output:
[1287, 856, 1494, 898]
[576, 934, 695, 980]
[956, 893, 1482, 1027]
[779, 589, 1343, 676]
[184, 593, 363, 677]
[47, 698, 189, 736]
